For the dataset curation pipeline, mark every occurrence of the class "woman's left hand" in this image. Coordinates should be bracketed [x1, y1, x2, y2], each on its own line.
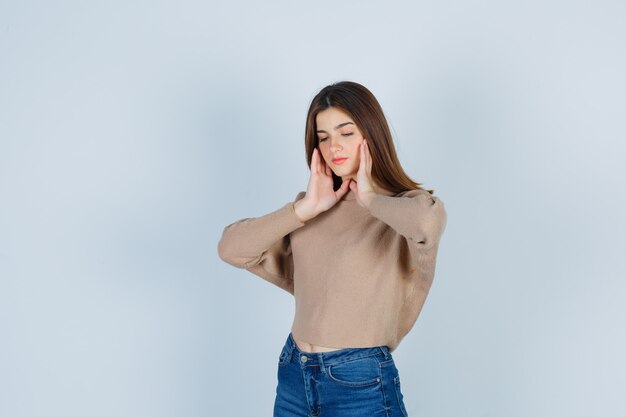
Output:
[349, 139, 377, 208]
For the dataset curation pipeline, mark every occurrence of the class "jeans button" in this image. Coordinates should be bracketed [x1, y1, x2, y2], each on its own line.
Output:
[300, 355, 308, 363]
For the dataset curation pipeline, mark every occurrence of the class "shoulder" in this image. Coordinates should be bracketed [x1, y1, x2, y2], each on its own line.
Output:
[395, 188, 436, 199]
[395, 188, 445, 206]
[395, 188, 429, 197]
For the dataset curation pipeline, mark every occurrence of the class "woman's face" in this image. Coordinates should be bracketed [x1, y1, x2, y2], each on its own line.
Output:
[315, 107, 365, 182]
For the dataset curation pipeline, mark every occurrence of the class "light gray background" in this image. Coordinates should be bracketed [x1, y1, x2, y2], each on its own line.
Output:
[1, 1, 625, 416]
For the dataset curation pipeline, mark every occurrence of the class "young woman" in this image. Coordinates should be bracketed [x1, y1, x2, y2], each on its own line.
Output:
[218, 81, 447, 417]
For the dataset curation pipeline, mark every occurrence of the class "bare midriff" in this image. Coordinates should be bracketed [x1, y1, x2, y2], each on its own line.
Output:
[293, 336, 342, 353]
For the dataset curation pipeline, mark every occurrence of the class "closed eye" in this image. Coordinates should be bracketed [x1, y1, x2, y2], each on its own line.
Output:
[319, 133, 353, 142]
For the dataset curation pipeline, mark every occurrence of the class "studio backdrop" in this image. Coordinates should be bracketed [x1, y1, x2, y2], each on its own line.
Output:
[1, 1, 625, 416]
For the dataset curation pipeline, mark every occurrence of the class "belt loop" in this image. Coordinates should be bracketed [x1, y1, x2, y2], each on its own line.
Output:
[317, 353, 325, 373]
[285, 333, 295, 362]
[379, 346, 390, 359]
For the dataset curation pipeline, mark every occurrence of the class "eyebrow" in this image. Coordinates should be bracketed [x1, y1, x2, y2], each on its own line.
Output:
[316, 122, 355, 134]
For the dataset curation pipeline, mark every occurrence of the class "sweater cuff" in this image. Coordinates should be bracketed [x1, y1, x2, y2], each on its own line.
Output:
[284, 200, 307, 229]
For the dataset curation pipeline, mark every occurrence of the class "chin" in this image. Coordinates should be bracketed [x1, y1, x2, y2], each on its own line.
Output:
[335, 166, 356, 177]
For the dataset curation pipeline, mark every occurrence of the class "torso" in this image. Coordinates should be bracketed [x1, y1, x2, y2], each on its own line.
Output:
[293, 337, 342, 353]
[291, 187, 404, 354]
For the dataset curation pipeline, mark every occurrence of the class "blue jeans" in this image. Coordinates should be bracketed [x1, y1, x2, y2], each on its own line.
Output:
[273, 332, 409, 417]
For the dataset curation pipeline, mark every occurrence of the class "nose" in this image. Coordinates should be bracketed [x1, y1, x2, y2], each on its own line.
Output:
[330, 136, 342, 152]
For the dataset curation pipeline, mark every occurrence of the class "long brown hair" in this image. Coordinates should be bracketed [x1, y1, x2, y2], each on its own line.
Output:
[304, 81, 433, 195]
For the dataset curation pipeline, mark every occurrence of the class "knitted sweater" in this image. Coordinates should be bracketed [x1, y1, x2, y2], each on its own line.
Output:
[217, 186, 447, 352]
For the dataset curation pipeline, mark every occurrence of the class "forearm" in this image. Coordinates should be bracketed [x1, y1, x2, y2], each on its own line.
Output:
[217, 201, 306, 268]
[367, 190, 447, 250]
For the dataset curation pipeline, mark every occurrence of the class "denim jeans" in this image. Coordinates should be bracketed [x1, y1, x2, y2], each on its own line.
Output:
[273, 332, 409, 417]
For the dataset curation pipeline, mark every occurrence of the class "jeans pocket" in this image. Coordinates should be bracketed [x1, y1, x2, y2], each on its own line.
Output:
[394, 375, 409, 417]
[327, 356, 382, 387]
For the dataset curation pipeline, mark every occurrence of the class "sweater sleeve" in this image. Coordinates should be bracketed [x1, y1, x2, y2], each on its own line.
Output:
[217, 191, 307, 295]
[367, 189, 447, 252]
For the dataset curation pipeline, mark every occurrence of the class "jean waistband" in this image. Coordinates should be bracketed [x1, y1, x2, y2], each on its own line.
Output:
[283, 332, 391, 366]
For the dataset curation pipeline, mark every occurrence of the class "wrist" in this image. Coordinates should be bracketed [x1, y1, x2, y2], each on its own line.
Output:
[361, 191, 376, 209]
[294, 199, 313, 222]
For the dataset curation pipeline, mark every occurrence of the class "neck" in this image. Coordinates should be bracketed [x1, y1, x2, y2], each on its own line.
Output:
[342, 178, 395, 197]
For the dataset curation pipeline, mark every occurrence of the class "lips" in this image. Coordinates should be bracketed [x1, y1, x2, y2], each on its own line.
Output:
[332, 157, 348, 164]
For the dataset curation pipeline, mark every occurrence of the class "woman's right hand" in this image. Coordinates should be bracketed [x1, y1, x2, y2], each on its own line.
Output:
[294, 147, 351, 222]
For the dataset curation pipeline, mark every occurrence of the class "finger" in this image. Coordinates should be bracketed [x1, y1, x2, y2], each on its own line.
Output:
[319, 150, 331, 176]
[312, 148, 320, 174]
[324, 157, 332, 176]
[336, 178, 351, 198]
[359, 142, 366, 172]
[364, 140, 372, 173]
[318, 151, 327, 175]
[361, 139, 369, 173]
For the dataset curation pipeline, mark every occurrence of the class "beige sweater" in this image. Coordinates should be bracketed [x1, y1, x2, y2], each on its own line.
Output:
[217, 186, 447, 352]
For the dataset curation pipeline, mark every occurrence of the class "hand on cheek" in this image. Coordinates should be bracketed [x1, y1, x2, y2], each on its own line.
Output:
[349, 139, 376, 208]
